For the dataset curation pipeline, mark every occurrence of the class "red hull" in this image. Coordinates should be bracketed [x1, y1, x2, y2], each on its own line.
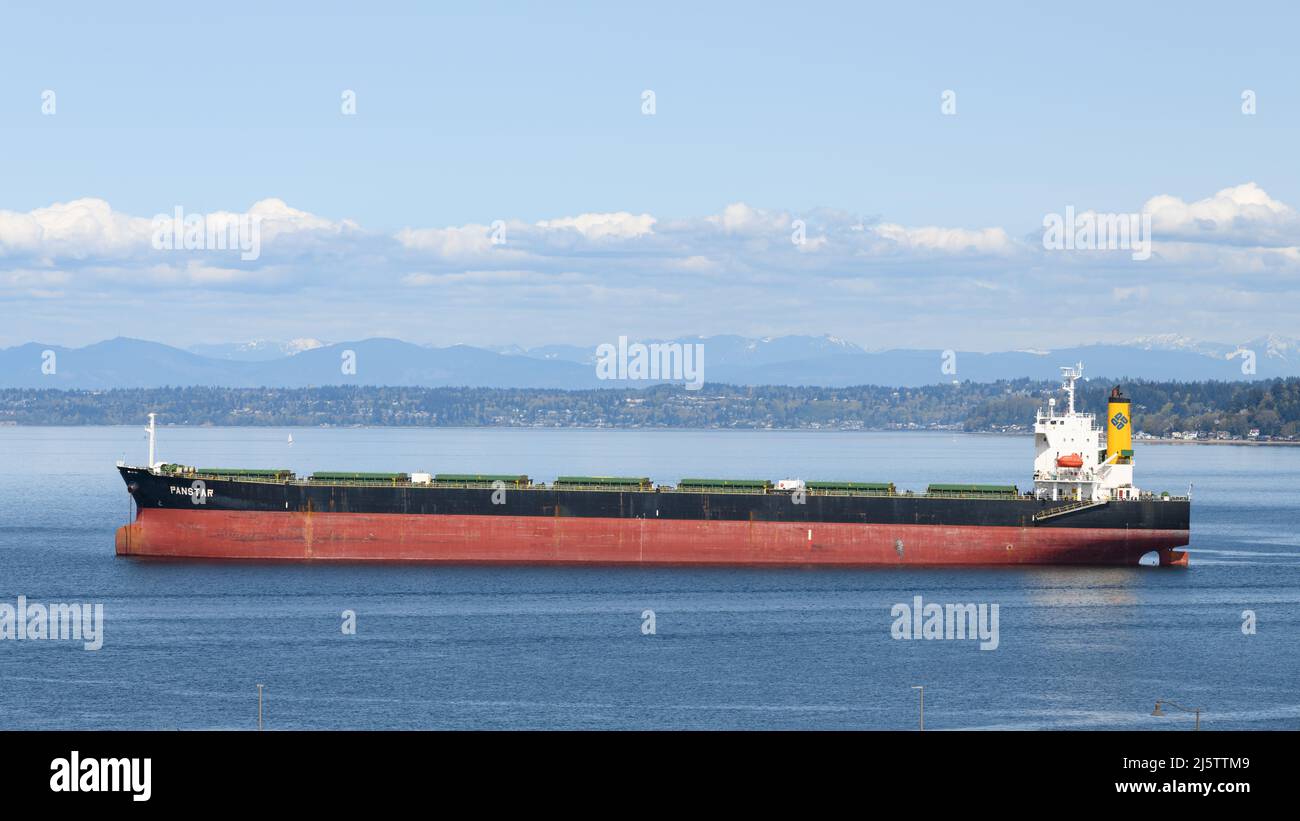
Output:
[116, 509, 1190, 567]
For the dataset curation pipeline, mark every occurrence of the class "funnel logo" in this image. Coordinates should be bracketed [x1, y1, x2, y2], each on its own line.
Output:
[1111, 412, 1128, 430]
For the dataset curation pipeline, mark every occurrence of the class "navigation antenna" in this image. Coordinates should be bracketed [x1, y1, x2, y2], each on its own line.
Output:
[146, 413, 157, 469]
[1060, 363, 1083, 415]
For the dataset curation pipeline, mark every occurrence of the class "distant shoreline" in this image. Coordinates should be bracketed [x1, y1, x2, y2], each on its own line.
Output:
[5, 380, 1299, 438]
[1141, 437, 1300, 447]
[2, 420, 1297, 445]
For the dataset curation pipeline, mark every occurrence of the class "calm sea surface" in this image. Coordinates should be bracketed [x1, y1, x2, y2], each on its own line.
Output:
[0, 426, 1296, 730]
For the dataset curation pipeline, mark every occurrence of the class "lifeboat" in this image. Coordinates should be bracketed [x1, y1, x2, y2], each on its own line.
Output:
[1056, 453, 1084, 468]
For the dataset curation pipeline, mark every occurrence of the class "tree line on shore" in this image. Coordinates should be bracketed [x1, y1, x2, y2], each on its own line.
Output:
[2, 378, 1298, 438]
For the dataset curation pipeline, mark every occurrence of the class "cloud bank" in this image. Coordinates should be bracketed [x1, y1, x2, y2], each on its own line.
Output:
[2, 183, 1298, 349]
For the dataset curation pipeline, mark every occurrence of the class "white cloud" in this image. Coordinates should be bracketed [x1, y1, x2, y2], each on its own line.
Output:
[874, 223, 1014, 255]
[1145, 182, 1300, 246]
[395, 223, 496, 257]
[704, 202, 789, 234]
[401, 269, 565, 286]
[535, 211, 655, 240]
[0, 198, 152, 258]
[672, 255, 722, 273]
[0, 198, 360, 265]
[4, 184, 1300, 349]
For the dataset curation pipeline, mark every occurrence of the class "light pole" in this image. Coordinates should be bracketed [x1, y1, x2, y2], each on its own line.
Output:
[1152, 699, 1202, 730]
[257, 684, 264, 731]
[912, 685, 925, 731]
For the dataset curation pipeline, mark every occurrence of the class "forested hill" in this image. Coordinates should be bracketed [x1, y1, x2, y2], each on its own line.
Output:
[2, 378, 1299, 439]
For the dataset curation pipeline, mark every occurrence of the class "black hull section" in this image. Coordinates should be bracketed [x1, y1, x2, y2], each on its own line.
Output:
[119, 467, 1191, 533]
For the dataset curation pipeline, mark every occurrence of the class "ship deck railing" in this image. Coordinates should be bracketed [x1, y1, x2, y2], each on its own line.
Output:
[169, 472, 296, 485]
[916, 493, 1028, 501]
[303, 478, 412, 486]
[550, 485, 653, 492]
[163, 471, 411, 487]
[155, 471, 1189, 502]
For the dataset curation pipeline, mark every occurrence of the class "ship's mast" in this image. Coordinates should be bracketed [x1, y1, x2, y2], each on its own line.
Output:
[146, 413, 157, 469]
[1060, 363, 1083, 416]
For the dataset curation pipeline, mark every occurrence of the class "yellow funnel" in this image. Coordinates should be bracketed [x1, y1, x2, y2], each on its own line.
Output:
[1106, 386, 1132, 463]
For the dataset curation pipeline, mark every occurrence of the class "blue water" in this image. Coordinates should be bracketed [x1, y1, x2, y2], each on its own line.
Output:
[0, 426, 1297, 729]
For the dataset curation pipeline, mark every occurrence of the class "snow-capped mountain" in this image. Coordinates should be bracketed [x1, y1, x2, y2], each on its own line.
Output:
[4, 333, 1298, 389]
[187, 338, 327, 361]
[1123, 333, 1297, 361]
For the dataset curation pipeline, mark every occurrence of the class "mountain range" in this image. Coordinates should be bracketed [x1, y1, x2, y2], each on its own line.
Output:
[0, 334, 1294, 390]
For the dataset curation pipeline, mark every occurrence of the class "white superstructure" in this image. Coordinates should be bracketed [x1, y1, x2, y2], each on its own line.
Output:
[1032, 364, 1138, 502]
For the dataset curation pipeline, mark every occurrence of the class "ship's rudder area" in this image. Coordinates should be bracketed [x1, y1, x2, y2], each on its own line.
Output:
[1159, 547, 1190, 568]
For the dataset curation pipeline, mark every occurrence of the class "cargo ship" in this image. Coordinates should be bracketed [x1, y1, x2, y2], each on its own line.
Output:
[115, 365, 1191, 567]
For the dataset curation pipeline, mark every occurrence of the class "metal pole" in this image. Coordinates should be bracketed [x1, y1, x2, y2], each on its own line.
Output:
[147, 413, 156, 468]
[257, 684, 264, 731]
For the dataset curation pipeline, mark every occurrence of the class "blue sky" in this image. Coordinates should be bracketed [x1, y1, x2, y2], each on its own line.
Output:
[2, 1, 1299, 350]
